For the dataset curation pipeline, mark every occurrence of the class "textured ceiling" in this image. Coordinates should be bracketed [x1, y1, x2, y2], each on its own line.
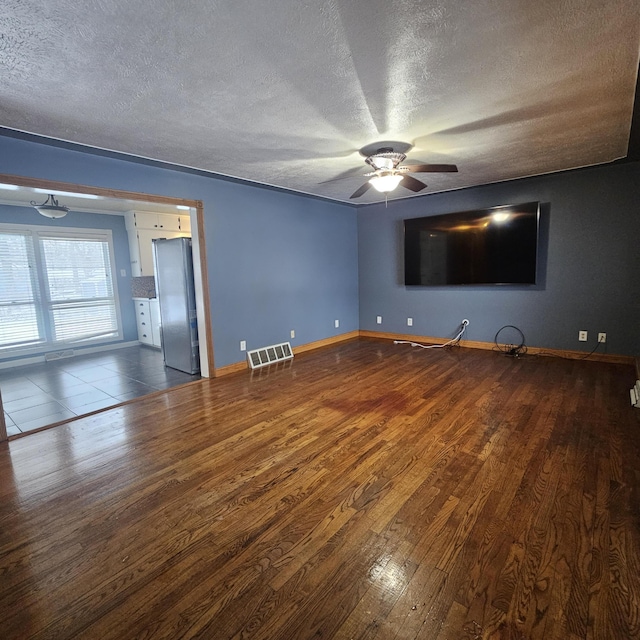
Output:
[1, 0, 639, 204]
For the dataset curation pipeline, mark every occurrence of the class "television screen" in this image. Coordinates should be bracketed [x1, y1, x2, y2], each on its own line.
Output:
[404, 202, 540, 286]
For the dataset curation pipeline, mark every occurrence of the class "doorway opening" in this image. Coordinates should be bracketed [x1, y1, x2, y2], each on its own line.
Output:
[0, 174, 213, 440]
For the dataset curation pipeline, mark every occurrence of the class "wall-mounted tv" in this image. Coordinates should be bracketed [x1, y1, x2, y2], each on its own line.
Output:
[404, 201, 540, 286]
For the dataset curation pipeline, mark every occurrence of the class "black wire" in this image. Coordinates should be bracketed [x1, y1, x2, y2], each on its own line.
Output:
[572, 340, 603, 360]
[491, 324, 605, 362]
[534, 340, 603, 361]
[467, 323, 601, 361]
[494, 325, 526, 357]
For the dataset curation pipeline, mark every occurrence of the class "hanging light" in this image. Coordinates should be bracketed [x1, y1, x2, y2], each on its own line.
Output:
[31, 194, 70, 219]
[369, 173, 404, 193]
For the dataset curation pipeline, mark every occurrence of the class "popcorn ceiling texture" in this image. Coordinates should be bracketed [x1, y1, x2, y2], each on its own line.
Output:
[0, 0, 638, 203]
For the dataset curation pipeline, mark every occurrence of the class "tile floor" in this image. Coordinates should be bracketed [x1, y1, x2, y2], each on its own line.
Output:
[1, 346, 201, 437]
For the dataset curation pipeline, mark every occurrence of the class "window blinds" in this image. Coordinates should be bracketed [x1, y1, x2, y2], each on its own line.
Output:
[0, 227, 120, 353]
[41, 237, 118, 343]
[0, 231, 42, 348]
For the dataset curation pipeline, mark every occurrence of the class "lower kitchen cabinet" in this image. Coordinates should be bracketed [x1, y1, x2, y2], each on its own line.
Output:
[134, 298, 161, 348]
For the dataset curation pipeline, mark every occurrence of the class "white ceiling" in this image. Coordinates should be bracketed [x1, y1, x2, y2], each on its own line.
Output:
[1, 0, 639, 206]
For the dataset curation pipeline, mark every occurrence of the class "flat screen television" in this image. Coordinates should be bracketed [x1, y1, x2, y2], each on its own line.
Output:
[404, 201, 540, 286]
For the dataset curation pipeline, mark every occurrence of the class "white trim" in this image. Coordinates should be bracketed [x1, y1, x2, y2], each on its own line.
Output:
[0, 222, 123, 356]
[189, 212, 209, 378]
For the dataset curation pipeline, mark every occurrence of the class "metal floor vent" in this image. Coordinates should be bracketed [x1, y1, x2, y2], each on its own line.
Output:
[631, 380, 640, 408]
[247, 342, 293, 369]
[45, 349, 75, 362]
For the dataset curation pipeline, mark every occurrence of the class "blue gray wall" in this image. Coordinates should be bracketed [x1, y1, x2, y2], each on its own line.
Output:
[208, 182, 358, 365]
[0, 134, 359, 369]
[2, 131, 638, 364]
[358, 162, 640, 356]
[0, 203, 138, 350]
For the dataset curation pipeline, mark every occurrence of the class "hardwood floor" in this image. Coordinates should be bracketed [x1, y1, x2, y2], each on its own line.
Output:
[0, 339, 638, 639]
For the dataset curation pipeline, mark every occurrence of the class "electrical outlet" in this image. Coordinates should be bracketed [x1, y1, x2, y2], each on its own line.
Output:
[334, 319, 339, 328]
[579, 330, 588, 342]
[407, 317, 413, 326]
[290, 329, 295, 339]
[240, 340, 246, 351]
[376, 316, 382, 324]
[598, 332, 606, 343]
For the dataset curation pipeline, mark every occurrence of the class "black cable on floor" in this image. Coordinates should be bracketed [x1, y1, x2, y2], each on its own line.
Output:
[494, 325, 527, 357]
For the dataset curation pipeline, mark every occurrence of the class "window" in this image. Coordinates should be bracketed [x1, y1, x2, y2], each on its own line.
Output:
[0, 231, 41, 349]
[0, 224, 122, 355]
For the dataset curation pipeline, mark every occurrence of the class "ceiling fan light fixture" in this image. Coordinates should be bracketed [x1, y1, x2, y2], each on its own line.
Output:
[31, 194, 70, 219]
[369, 173, 403, 193]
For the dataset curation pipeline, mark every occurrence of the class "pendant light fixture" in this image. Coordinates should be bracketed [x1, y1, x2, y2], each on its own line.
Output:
[31, 194, 70, 219]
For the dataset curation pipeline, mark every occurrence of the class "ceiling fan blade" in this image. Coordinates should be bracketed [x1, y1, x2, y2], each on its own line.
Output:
[400, 175, 428, 192]
[400, 163, 458, 173]
[350, 182, 372, 199]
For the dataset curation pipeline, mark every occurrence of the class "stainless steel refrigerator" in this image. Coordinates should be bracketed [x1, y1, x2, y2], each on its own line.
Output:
[153, 237, 200, 374]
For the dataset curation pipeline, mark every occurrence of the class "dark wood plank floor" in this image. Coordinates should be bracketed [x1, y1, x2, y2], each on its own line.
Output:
[1, 339, 639, 639]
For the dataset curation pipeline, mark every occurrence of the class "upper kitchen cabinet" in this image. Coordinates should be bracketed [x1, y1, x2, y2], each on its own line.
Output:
[125, 211, 191, 276]
[130, 211, 181, 232]
[178, 214, 191, 233]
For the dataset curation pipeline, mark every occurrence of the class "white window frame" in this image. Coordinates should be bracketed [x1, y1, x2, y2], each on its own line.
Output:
[0, 223, 123, 358]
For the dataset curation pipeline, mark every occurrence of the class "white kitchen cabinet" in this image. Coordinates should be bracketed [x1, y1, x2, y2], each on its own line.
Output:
[133, 298, 161, 348]
[126, 211, 190, 276]
[135, 229, 185, 276]
[130, 211, 181, 232]
[178, 214, 191, 233]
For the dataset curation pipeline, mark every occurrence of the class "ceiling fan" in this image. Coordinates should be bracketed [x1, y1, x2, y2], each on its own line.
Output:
[350, 146, 458, 199]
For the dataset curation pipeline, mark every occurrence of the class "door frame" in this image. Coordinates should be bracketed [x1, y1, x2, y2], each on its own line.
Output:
[0, 172, 215, 379]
